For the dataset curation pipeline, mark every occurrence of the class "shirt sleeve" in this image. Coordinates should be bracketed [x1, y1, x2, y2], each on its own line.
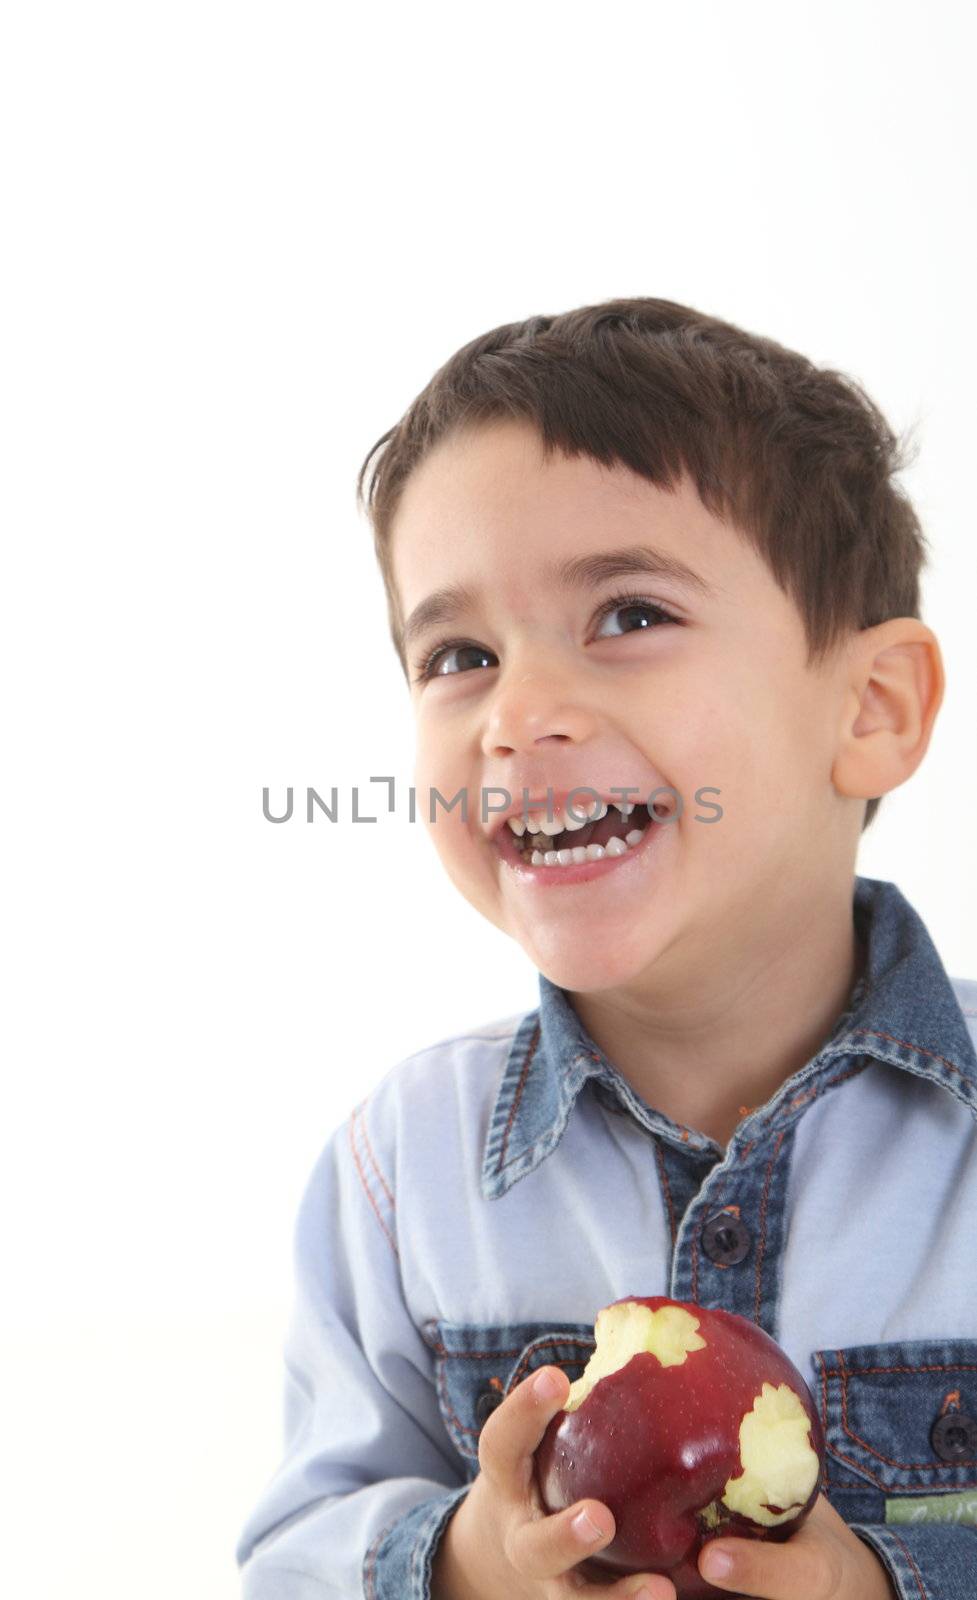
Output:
[851, 1520, 977, 1597]
[235, 1100, 471, 1599]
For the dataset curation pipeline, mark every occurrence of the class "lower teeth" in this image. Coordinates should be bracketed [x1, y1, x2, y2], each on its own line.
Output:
[523, 826, 648, 868]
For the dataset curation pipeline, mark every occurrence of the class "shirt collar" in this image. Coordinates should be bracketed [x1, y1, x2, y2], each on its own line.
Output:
[481, 874, 977, 1200]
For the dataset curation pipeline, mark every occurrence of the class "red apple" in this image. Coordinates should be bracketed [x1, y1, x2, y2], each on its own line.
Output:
[534, 1296, 825, 1599]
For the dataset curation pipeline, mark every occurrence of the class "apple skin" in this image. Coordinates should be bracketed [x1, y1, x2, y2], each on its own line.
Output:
[534, 1296, 825, 1600]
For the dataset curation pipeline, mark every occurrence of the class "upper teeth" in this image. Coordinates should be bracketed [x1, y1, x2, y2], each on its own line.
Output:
[506, 798, 635, 837]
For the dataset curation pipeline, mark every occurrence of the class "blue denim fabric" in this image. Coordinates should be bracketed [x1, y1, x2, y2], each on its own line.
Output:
[236, 875, 977, 1597]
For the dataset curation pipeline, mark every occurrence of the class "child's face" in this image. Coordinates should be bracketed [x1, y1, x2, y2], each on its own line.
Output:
[389, 417, 862, 994]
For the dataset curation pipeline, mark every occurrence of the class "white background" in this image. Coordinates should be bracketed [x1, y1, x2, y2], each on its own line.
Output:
[2, 3, 975, 1596]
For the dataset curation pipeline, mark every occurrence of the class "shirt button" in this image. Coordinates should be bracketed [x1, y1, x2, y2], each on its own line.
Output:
[931, 1411, 977, 1462]
[475, 1387, 505, 1429]
[701, 1212, 752, 1266]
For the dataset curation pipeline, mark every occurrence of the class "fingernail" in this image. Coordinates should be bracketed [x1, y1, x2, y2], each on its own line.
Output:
[533, 1367, 562, 1399]
[703, 1547, 734, 1579]
[570, 1507, 605, 1542]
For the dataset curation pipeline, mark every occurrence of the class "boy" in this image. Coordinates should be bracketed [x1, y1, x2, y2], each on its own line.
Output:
[236, 298, 977, 1599]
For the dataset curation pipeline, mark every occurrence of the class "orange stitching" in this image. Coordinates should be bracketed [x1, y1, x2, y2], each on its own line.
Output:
[850, 1025, 970, 1082]
[426, 1337, 542, 1360]
[432, 1344, 477, 1441]
[496, 1021, 541, 1173]
[823, 1360, 913, 1489]
[655, 1139, 678, 1247]
[357, 1102, 394, 1210]
[348, 1106, 398, 1261]
[508, 1339, 595, 1391]
[598, 1051, 698, 1146]
[754, 1129, 787, 1323]
[837, 1348, 977, 1469]
[431, 1340, 596, 1440]
[688, 1058, 866, 1308]
[692, 1177, 729, 1300]
[884, 1531, 929, 1599]
[726, 1056, 873, 1148]
[820, 1360, 977, 1379]
[824, 1442, 890, 1489]
[819, 1360, 832, 1487]
[363, 1520, 387, 1599]
[759, 1058, 870, 1133]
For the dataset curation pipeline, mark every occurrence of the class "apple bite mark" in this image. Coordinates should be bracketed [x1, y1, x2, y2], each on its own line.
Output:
[564, 1300, 708, 1413]
[721, 1380, 821, 1527]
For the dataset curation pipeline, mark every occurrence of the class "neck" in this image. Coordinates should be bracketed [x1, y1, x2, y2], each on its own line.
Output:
[568, 878, 865, 1150]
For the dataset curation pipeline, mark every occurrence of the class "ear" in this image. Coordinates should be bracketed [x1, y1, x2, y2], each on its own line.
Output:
[831, 618, 945, 805]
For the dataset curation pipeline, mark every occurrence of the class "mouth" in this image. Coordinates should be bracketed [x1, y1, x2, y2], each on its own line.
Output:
[492, 799, 672, 885]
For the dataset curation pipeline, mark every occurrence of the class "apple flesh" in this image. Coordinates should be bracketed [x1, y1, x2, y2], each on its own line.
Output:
[534, 1297, 825, 1599]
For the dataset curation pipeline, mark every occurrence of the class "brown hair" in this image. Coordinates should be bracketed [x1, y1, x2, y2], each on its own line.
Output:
[357, 295, 932, 832]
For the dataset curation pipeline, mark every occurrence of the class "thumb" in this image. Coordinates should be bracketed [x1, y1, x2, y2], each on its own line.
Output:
[477, 1364, 570, 1498]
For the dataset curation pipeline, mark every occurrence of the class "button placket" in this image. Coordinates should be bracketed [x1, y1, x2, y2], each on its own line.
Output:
[668, 1130, 795, 1333]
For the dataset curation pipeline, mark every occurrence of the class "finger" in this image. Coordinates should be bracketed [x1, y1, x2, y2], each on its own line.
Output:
[477, 1364, 572, 1498]
[508, 1495, 677, 1596]
[506, 1487, 676, 1597]
[477, 1367, 678, 1596]
[507, 1492, 618, 1581]
[585, 1566, 678, 1599]
[589, 1574, 678, 1600]
[698, 1529, 838, 1599]
[609, 1579, 679, 1600]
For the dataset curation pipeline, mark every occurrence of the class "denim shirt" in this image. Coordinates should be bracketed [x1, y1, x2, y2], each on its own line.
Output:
[236, 874, 977, 1599]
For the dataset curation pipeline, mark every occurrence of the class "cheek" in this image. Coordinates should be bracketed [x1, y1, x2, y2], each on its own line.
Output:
[720, 695, 828, 840]
[413, 708, 500, 841]
[413, 728, 463, 806]
[656, 684, 798, 847]
[412, 757, 480, 862]
[424, 810, 475, 868]
[648, 688, 743, 811]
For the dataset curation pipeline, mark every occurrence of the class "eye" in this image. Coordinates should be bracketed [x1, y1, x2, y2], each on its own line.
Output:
[412, 638, 498, 683]
[592, 590, 680, 639]
[411, 591, 681, 685]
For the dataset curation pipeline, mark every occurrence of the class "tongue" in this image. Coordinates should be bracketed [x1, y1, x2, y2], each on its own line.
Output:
[553, 802, 650, 851]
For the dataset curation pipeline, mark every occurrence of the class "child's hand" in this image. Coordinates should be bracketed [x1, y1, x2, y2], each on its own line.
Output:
[696, 1491, 897, 1599]
[433, 1363, 677, 1599]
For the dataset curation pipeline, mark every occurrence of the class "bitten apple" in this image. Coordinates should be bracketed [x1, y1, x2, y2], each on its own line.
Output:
[534, 1297, 825, 1600]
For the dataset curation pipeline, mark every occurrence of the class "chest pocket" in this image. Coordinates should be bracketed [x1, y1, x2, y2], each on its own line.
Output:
[813, 1339, 977, 1527]
[425, 1319, 596, 1480]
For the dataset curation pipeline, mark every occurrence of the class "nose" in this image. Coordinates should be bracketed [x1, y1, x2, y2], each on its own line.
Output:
[480, 661, 599, 758]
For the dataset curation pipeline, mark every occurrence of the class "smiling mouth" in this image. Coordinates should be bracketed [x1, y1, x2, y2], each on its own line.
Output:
[503, 800, 656, 866]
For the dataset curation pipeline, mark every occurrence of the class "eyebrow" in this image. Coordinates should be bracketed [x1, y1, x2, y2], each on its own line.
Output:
[399, 543, 719, 656]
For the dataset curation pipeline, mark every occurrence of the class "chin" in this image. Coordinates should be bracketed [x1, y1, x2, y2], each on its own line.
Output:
[531, 938, 659, 996]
